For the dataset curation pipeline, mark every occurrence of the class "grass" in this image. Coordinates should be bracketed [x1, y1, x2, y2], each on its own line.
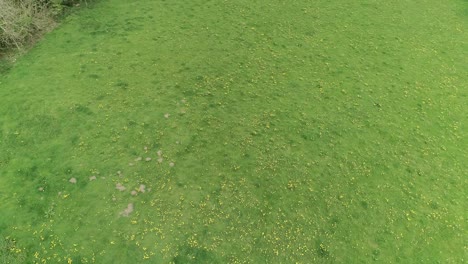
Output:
[0, 0, 467, 263]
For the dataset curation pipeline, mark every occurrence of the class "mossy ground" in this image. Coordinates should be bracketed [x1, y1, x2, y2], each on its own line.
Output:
[0, 0, 466, 263]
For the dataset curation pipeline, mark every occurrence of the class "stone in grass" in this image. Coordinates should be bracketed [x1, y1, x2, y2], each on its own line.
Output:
[120, 203, 134, 217]
[138, 184, 146, 193]
[135, 157, 142, 161]
[145, 157, 152, 161]
[157, 150, 162, 156]
[169, 162, 175, 167]
[116, 183, 126, 191]
[158, 157, 163, 163]
[89, 176, 97, 181]
[131, 190, 138, 196]
[69, 178, 77, 184]
[164, 113, 170, 118]
[38, 187, 44, 192]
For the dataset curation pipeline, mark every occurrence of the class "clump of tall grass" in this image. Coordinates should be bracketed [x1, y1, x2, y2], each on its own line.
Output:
[0, 0, 89, 51]
[0, 0, 54, 50]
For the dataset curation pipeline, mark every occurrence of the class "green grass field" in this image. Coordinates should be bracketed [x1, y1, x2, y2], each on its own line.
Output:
[0, 0, 467, 263]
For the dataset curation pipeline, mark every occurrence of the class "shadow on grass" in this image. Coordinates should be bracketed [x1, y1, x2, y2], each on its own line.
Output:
[173, 244, 220, 264]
